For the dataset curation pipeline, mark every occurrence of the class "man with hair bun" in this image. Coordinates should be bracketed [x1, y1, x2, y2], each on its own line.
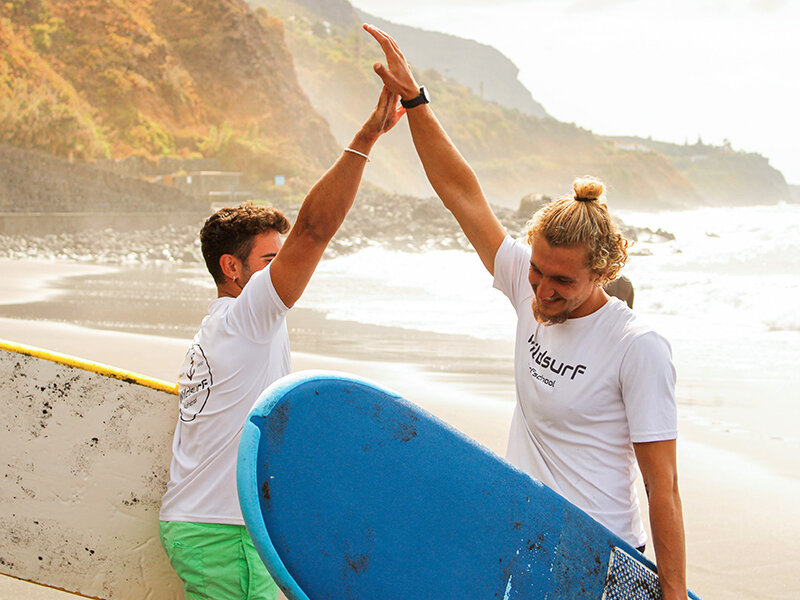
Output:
[158, 86, 403, 600]
[365, 24, 688, 599]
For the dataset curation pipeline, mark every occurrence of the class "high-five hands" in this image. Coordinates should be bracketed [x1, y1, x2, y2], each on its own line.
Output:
[363, 24, 421, 103]
[362, 86, 405, 140]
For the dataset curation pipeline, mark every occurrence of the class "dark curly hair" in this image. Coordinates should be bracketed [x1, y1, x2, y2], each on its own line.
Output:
[200, 202, 291, 284]
[526, 177, 630, 285]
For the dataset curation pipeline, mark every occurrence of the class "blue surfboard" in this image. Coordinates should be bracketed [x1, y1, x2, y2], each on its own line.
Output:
[237, 371, 700, 599]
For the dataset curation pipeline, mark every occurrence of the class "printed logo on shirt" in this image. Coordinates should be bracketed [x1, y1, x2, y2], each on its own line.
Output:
[178, 343, 213, 422]
[527, 333, 587, 389]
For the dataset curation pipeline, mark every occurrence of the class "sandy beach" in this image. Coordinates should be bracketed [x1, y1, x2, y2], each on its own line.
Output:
[2, 258, 799, 599]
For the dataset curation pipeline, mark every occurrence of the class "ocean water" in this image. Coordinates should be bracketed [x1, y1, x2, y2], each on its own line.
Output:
[300, 247, 513, 340]
[303, 204, 800, 340]
[300, 204, 800, 438]
[617, 205, 800, 335]
[2, 204, 796, 442]
[614, 205, 800, 404]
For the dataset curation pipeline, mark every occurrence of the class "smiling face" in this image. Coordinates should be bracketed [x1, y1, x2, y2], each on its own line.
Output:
[528, 234, 607, 324]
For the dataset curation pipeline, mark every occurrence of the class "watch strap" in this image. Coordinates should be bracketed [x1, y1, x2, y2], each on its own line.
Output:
[400, 86, 430, 109]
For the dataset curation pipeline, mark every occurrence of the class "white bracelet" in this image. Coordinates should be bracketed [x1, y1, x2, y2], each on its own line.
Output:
[344, 147, 370, 162]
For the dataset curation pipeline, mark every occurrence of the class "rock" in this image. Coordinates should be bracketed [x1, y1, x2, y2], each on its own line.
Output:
[0, 185, 675, 275]
[604, 275, 635, 309]
[516, 193, 551, 219]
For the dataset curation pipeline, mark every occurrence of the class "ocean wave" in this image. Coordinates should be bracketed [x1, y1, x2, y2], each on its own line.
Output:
[765, 320, 800, 333]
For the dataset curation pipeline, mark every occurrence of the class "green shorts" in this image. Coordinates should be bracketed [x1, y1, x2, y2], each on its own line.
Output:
[159, 521, 279, 600]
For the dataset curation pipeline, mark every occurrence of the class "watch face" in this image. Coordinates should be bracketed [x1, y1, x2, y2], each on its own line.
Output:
[420, 86, 430, 103]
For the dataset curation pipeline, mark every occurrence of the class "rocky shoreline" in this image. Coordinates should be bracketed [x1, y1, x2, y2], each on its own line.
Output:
[0, 186, 672, 265]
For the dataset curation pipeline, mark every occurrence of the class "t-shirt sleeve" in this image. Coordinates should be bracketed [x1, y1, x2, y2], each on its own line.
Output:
[224, 264, 289, 341]
[493, 235, 532, 309]
[620, 331, 678, 443]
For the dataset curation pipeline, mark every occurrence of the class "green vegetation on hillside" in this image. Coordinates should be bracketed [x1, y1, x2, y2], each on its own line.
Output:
[0, 0, 338, 192]
[0, 0, 789, 208]
[251, 0, 704, 208]
[607, 137, 790, 205]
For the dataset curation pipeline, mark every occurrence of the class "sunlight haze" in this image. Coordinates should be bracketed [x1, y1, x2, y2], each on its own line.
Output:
[352, 0, 800, 185]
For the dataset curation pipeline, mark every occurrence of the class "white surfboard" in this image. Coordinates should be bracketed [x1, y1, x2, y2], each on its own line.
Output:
[0, 340, 183, 599]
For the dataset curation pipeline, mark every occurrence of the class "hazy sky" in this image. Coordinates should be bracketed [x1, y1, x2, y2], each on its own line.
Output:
[352, 0, 800, 185]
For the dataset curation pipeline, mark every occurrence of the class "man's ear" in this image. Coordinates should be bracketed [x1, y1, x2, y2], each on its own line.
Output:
[590, 267, 609, 286]
[219, 254, 241, 282]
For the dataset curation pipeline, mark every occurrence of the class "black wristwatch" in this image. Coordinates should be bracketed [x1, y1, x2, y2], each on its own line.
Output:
[400, 86, 430, 109]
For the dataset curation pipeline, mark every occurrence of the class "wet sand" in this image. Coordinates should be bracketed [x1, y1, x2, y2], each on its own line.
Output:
[2, 258, 799, 599]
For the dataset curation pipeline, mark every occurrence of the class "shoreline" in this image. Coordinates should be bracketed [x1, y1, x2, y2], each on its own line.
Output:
[2, 257, 799, 599]
[0, 258, 115, 306]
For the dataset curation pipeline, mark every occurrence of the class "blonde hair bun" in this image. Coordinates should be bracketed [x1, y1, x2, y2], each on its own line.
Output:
[573, 177, 604, 202]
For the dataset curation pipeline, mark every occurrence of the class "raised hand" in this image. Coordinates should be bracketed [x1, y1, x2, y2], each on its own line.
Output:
[361, 86, 405, 141]
[363, 23, 420, 101]
[362, 23, 506, 276]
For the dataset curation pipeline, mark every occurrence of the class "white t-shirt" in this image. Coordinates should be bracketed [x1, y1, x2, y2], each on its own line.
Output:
[493, 235, 677, 547]
[159, 265, 290, 525]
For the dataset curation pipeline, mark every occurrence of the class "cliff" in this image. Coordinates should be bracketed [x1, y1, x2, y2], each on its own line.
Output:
[355, 13, 548, 119]
[0, 0, 338, 188]
[606, 137, 790, 205]
[248, 0, 700, 208]
[0, 143, 201, 213]
[0, 0, 790, 211]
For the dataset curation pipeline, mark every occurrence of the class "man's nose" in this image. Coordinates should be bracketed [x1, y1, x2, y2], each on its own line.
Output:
[537, 279, 556, 300]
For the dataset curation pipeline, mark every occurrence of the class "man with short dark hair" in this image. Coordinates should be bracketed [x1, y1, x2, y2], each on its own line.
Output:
[158, 86, 402, 600]
[199, 202, 290, 286]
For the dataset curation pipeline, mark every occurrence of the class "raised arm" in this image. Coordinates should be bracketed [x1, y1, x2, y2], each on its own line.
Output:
[634, 439, 688, 600]
[363, 23, 506, 275]
[269, 86, 403, 307]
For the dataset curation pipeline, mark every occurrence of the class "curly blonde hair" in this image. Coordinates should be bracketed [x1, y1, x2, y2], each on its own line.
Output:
[526, 177, 629, 284]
